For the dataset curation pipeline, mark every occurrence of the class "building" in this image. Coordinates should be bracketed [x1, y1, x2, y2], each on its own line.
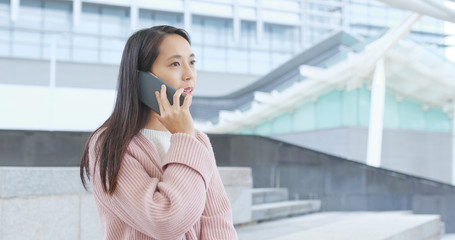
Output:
[0, 0, 454, 185]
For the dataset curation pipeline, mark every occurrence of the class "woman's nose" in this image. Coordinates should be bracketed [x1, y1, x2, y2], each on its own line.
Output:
[182, 63, 195, 81]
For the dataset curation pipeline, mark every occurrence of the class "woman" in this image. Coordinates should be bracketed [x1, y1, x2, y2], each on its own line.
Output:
[80, 25, 238, 240]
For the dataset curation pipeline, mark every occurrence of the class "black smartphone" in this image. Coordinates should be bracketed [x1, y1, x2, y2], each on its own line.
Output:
[138, 71, 185, 115]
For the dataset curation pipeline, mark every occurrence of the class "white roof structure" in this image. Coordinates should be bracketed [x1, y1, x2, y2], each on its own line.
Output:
[377, 0, 455, 23]
[197, 10, 455, 133]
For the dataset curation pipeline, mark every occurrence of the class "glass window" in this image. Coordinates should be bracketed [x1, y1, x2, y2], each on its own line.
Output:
[238, 21, 255, 49]
[100, 37, 125, 51]
[73, 35, 97, 48]
[100, 6, 129, 37]
[268, 23, 294, 52]
[0, 28, 9, 55]
[56, 45, 71, 61]
[15, 0, 42, 29]
[227, 49, 248, 73]
[73, 44, 98, 63]
[12, 29, 40, 44]
[99, 37, 125, 64]
[43, 1, 72, 32]
[203, 46, 225, 72]
[252, 26, 269, 51]
[250, 50, 270, 74]
[191, 45, 203, 71]
[12, 30, 41, 58]
[203, 16, 228, 47]
[271, 52, 291, 68]
[101, 48, 122, 64]
[155, 11, 182, 27]
[0, 0, 10, 27]
[77, 3, 100, 35]
[0, 27, 9, 42]
[191, 16, 204, 44]
[41, 35, 71, 60]
[138, 10, 183, 29]
[138, 10, 153, 29]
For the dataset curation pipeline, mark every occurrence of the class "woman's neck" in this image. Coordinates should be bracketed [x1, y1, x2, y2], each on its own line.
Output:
[144, 111, 169, 131]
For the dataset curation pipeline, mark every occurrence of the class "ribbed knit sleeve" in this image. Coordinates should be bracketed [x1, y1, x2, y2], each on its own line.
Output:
[191, 130, 238, 239]
[200, 170, 239, 239]
[89, 131, 216, 240]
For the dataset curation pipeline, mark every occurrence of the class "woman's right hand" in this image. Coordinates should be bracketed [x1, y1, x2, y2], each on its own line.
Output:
[152, 84, 195, 136]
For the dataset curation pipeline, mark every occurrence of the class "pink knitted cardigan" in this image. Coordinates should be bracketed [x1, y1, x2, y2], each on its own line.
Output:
[88, 129, 238, 240]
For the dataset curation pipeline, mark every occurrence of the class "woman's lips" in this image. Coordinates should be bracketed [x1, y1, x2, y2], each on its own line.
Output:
[183, 87, 194, 96]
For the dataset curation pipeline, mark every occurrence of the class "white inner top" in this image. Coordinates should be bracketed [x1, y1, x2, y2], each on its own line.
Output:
[140, 128, 172, 160]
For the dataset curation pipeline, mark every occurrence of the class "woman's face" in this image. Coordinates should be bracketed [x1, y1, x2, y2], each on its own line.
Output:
[151, 34, 197, 96]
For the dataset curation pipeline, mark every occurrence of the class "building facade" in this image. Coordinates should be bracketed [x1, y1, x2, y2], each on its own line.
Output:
[0, 0, 449, 77]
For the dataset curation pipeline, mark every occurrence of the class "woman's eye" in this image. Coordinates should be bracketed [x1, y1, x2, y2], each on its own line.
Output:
[190, 60, 196, 65]
[170, 62, 180, 67]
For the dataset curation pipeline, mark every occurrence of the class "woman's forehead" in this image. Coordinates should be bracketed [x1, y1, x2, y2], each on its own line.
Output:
[158, 34, 193, 58]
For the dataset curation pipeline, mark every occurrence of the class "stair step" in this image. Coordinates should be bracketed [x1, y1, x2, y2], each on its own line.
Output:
[237, 211, 441, 240]
[252, 200, 321, 222]
[252, 188, 289, 205]
[270, 213, 441, 240]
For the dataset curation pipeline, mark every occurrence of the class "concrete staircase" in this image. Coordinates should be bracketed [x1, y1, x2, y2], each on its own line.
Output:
[237, 211, 443, 240]
[251, 188, 321, 222]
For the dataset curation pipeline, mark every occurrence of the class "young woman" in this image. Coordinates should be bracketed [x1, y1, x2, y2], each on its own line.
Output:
[80, 25, 238, 240]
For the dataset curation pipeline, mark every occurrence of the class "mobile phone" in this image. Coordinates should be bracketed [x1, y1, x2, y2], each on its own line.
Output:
[138, 71, 185, 115]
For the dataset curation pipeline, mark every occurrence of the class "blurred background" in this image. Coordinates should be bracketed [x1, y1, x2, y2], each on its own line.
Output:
[1, 0, 455, 239]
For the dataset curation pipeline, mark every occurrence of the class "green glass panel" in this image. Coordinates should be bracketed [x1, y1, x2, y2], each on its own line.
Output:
[315, 90, 342, 129]
[255, 121, 272, 136]
[238, 127, 254, 134]
[426, 107, 451, 132]
[293, 101, 315, 131]
[358, 85, 370, 126]
[383, 91, 399, 128]
[398, 99, 425, 130]
[272, 112, 293, 134]
[342, 89, 358, 126]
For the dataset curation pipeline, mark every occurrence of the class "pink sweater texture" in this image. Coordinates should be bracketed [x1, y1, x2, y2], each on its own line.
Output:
[88, 129, 238, 240]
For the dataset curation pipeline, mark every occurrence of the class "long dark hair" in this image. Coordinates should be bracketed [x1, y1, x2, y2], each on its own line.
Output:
[80, 25, 191, 195]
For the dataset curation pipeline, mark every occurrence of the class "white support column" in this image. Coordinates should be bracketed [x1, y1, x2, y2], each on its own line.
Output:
[233, 0, 240, 42]
[50, 34, 57, 88]
[48, 34, 58, 131]
[10, 0, 20, 22]
[130, 0, 138, 32]
[452, 102, 455, 185]
[256, 0, 263, 44]
[184, 0, 191, 33]
[73, 0, 81, 28]
[366, 58, 386, 168]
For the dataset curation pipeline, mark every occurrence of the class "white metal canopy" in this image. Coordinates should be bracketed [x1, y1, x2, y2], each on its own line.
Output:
[377, 0, 455, 23]
[197, 12, 455, 133]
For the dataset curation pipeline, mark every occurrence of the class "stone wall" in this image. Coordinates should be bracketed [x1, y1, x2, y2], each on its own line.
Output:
[0, 167, 251, 239]
[209, 134, 455, 233]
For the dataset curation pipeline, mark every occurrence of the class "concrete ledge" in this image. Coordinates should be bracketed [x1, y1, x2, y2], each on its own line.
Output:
[219, 167, 253, 225]
[218, 167, 253, 188]
[271, 213, 441, 240]
[0, 167, 85, 198]
[252, 188, 289, 204]
[252, 200, 321, 222]
[0, 166, 253, 239]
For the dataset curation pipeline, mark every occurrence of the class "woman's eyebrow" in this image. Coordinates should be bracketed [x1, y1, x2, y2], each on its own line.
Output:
[167, 53, 195, 61]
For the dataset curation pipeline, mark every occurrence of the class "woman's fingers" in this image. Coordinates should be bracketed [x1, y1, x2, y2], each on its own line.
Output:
[155, 90, 165, 115]
[173, 88, 185, 107]
[183, 93, 192, 109]
[159, 85, 171, 109]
